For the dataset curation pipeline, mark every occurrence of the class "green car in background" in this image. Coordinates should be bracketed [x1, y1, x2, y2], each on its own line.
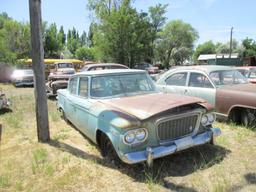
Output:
[156, 65, 256, 127]
[57, 69, 220, 166]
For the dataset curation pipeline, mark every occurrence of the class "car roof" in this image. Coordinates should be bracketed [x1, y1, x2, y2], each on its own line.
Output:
[75, 69, 145, 76]
[168, 65, 234, 74]
[84, 63, 128, 68]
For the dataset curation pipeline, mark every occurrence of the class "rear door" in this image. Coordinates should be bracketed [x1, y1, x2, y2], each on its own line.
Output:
[72, 77, 94, 138]
[65, 77, 78, 124]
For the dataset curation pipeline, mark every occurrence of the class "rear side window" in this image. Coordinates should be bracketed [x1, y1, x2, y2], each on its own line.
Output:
[69, 78, 78, 95]
[78, 77, 88, 97]
[165, 72, 187, 86]
[189, 73, 213, 88]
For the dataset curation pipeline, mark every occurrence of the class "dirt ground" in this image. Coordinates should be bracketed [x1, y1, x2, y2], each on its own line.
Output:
[0, 84, 256, 192]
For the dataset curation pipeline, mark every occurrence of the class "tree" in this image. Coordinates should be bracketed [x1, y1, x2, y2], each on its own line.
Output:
[75, 47, 95, 60]
[242, 38, 256, 57]
[57, 25, 66, 50]
[148, 4, 168, 60]
[44, 23, 60, 58]
[80, 31, 88, 47]
[0, 13, 31, 63]
[90, 0, 152, 67]
[156, 20, 198, 67]
[67, 27, 80, 55]
[193, 41, 215, 62]
[88, 23, 95, 47]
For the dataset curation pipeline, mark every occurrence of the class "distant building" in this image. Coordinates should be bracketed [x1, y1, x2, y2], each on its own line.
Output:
[197, 53, 242, 66]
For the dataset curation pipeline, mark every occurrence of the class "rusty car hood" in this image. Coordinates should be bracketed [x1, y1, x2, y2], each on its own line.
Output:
[98, 93, 207, 120]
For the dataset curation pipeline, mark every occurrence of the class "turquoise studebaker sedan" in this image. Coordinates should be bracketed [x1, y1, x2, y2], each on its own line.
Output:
[57, 69, 221, 166]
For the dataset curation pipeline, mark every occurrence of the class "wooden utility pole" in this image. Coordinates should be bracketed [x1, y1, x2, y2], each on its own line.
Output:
[229, 27, 233, 58]
[29, 0, 50, 142]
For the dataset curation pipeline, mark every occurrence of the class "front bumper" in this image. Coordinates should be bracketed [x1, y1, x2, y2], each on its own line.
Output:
[120, 128, 221, 165]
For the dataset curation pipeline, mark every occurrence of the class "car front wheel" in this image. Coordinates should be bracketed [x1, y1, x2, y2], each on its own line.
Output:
[100, 134, 121, 166]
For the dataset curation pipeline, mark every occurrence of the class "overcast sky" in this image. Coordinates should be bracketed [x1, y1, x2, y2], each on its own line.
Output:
[1, 0, 255, 44]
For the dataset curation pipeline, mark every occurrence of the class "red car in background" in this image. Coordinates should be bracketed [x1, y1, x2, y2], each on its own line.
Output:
[236, 66, 256, 84]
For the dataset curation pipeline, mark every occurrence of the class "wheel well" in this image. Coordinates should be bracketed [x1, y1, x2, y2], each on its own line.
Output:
[228, 107, 245, 123]
[96, 129, 106, 146]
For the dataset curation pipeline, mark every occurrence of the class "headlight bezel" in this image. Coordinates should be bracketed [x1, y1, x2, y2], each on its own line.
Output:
[201, 112, 216, 126]
[123, 128, 148, 145]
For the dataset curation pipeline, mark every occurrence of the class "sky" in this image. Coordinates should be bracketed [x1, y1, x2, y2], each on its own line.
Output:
[0, 0, 255, 45]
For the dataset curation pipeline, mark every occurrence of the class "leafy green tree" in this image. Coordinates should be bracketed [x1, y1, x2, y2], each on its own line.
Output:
[148, 4, 168, 60]
[193, 41, 216, 62]
[80, 31, 88, 47]
[156, 20, 198, 67]
[57, 25, 66, 49]
[90, 0, 152, 67]
[44, 23, 61, 58]
[67, 27, 81, 55]
[0, 13, 31, 63]
[242, 37, 256, 57]
[88, 23, 95, 47]
[75, 47, 95, 60]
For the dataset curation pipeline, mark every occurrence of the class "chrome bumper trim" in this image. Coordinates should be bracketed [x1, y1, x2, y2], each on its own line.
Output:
[120, 128, 221, 164]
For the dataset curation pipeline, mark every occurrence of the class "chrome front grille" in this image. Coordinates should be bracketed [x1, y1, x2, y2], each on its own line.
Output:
[157, 113, 199, 142]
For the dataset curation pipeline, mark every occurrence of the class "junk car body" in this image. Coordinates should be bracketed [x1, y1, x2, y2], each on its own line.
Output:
[46, 62, 76, 96]
[156, 65, 256, 127]
[0, 89, 10, 110]
[11, 69, 34, 87]
[57, 69, 220, 165]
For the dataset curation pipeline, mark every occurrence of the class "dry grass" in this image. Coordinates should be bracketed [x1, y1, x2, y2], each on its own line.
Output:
[0, 84, 256, 192]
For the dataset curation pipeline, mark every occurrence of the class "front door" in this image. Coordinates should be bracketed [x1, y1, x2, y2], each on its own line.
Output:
[163, 72, 188, 95]
[185, 72, 216, 106]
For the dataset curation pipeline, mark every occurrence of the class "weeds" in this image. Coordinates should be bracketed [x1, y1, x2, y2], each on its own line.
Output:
[0, 174, 10, 188]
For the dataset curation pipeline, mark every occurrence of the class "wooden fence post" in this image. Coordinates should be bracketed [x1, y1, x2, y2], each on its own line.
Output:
[29, 0, 50, 142]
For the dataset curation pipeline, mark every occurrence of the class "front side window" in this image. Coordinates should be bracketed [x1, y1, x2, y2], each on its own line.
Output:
[78, 77, 88, 97]
[91, 73, 156, 98]
[189, 73, 213, 88]
[165, 72, 187, 86]
[210, 70, 248, 86]
[69, 78, 78, 95]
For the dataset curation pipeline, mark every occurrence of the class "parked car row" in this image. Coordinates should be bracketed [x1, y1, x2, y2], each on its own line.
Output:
[5, 63, 256, 166]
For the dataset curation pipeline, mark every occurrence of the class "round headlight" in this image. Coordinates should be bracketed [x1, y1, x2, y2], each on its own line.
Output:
[124, 132, 135, 144]
[135, 129, 146, 141]
[207, 113, 215, 124]
[201, 115, 208, 126]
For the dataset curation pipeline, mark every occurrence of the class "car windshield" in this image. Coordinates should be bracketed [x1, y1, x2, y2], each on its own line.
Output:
[91, 73, 156, 98]
[57, 63, 73, 68]
[209, 70, 248, 86]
